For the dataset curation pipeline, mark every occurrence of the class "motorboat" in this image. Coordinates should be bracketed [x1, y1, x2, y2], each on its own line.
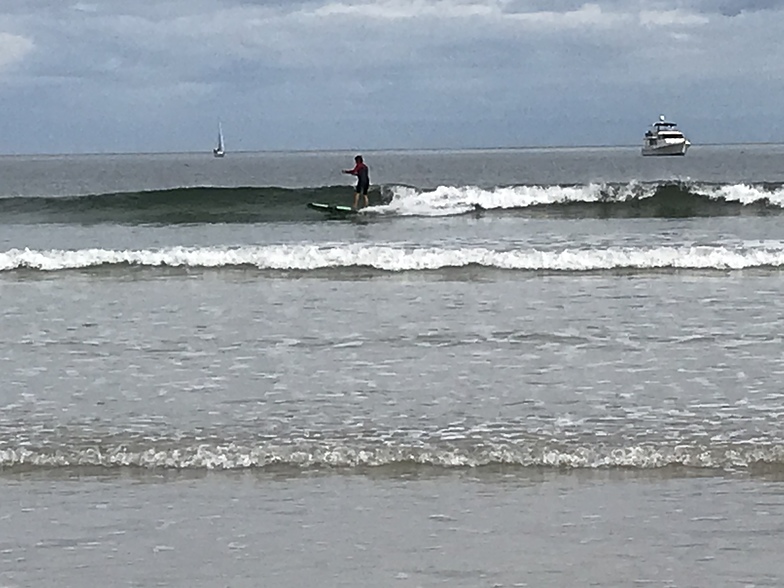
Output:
[642, 115, 690, 156]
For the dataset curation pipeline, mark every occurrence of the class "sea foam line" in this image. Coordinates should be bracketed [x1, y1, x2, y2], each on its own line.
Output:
[2, 441, 783, 470]
[3, 244, 784, 272]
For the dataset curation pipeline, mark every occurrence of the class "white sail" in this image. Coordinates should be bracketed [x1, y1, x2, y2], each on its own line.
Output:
[213, 122, 225, 157]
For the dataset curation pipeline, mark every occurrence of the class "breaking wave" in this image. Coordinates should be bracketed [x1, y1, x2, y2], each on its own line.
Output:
[381, 181, 784, 217]
[3, 243, 784, 273]
[1, 181, 784, 224]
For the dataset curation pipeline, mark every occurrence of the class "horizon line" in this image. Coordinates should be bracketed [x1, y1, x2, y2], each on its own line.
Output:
[1, 141, 782, 158]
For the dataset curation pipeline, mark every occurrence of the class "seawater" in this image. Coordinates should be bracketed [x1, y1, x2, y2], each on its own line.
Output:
[1, 146, 784, 587]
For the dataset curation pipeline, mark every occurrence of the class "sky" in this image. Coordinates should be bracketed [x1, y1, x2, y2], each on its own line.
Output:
[0, 0, 783, 154]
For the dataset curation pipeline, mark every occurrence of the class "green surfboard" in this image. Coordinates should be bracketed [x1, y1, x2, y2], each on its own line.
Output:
[307, 202, 358, 216]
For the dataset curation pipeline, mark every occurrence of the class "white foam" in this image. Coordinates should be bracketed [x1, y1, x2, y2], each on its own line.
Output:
[3, 243, 784, 273]
[376, 182, 784, 216]
[1, 441, 783, 470]
[694, 183, 784, 206]
[382, 183, 612, 216]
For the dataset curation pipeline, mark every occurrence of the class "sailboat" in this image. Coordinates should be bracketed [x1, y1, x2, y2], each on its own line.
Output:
[213, 122, 225, 158]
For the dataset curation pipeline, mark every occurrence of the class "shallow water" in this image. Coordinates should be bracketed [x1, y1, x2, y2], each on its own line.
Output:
[2, 146, 784, 586]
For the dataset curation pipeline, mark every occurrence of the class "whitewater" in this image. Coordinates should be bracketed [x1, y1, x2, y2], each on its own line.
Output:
[5, 242, 784, 272]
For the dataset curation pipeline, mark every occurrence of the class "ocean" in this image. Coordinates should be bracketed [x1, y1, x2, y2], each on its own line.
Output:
[1, 145, 784, 587]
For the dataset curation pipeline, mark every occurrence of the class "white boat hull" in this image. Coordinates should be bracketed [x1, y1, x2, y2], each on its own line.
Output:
[641, 139, 690, 156]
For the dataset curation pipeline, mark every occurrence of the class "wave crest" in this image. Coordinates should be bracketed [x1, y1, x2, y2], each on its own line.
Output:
[3, 243, 784, 273]
[383, 181, 784, 217]
[1, 181, 784, 224]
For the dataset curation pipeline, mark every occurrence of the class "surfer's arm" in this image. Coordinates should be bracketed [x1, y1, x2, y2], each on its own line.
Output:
[343, 164, 360, 175]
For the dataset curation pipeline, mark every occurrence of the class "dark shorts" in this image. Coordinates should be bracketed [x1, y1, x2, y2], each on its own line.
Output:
[356, 179, 369, 195]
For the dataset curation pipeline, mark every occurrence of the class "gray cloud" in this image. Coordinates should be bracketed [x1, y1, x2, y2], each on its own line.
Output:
[696, 0, 784, 15]
[0, 0, 783, 152]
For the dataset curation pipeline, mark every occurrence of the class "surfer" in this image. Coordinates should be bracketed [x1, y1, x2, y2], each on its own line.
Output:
[342, 155, 370, 209]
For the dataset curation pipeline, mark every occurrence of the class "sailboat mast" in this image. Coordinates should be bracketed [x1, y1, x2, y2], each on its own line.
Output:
[213, 121, 225, 157]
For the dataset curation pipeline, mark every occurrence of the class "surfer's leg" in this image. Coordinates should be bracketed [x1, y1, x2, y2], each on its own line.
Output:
[353, 192, 360, 209]
[360, 181, 369, 208]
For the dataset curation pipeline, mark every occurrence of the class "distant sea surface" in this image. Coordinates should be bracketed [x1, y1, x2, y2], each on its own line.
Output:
[2, 145, 784, 587]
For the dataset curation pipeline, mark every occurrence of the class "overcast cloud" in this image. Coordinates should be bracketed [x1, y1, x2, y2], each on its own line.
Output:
[0, 0, 782, 153]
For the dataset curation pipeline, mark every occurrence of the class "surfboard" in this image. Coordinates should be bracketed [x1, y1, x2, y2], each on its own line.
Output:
[307, 202, 358, 216]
